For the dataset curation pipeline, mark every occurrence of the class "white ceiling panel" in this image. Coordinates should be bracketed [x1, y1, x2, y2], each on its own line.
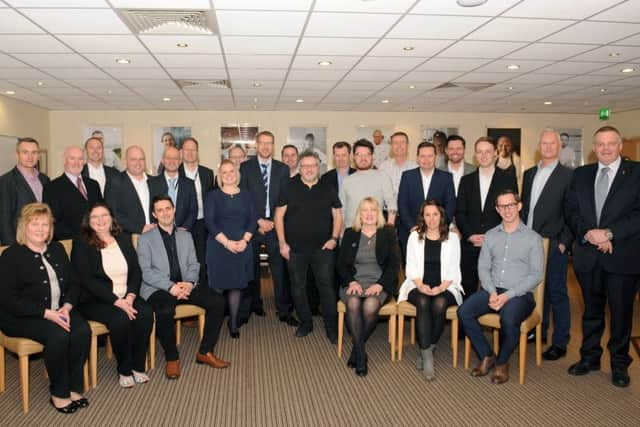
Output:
[58, 35, 147, 53]
[412, 0, 519, 16]
[0, 67, 49, 78]
[571, 45, 640, 62]
[287, 69, 346, 81]
[226, 55, 291, 69]
[283, 80, 337, 89]
[155, 54, 225, 68]
[291, 55, 359, 70]
[438, 41, 527, 58]
[13, 53, 93, 68]
[305, 13, 400, 38]
[6, 1, 108, 6]
[8, 78, 70, 87]
[343, 70, 406, 81]
[165, 68, 227, 79]
[356, 56, 424, 71]
[388, 15, 489, 39]
[467, 18, 575, 42]
[614, 33, 640, 46]
[140, 35, 221, 54]
[505, 43, 598, 60]
[454, 72, 513, 83]
[536, 61, 610, 74]
[84, 53, 158, 68]
[543, 22, 640, 44]
[507, 73, 573, 85]
[213, 0, 312, 11]
[20, 9, 130, 34]
[234, 88, 281, 97]
[297, 37, 376, 55]
[589, 62, 640, 75]
[234, 79, 284, 89]
[216, 11, 307, 36]
[34, 86, 92, 97]
[102, 67, 168, 79]
[119, 79, 177, 88]
[222, 36, 298, 54]
[43, 67, 110, 79]
[228, 69, 286, 80]
[474, 59, 552, 73]
[109, 0, 210, 8]
[0, 34, 71, 52]
[504, 0, 622, 19]
[333, 81, 388, 91]
[368, 39, 452, 57]
[400, 70, 463, 82]
[547, 74, 617, 86]
[315, 0, 416, 13]
[70, 79, 125, 88]
[591, 1, 640, 23]
[418, 58, 491, 72]
[0, 53, 28, 67]
[0, 8, 45, 33]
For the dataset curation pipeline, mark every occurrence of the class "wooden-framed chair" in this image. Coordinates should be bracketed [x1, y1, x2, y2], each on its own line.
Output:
[337, 298, 397, 361]
[148, 305, 205, 370]
[463, 238, 549, 384]
[397, 302, 460, 367]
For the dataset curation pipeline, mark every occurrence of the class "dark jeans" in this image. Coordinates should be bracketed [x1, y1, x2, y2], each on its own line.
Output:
[288, 248, 338, 336]
[192, 218, 208, 287]
[542, 244, 570, 348]
[147, 285, 225, 361]
[78, 299, 153, 375]
[460, 243, 481, 298]
[575, 264, 639, 370]
[0, 312, 90, 398]
[408, 288, 457, 349]
[458, 288, 535, 365]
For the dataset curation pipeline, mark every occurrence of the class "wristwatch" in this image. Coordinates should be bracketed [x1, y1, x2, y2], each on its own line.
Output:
[605, 229, 613, 241]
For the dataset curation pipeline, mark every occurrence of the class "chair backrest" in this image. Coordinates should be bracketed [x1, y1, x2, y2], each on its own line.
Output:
[131, 233, 139, 249]
[0, 245, 7, 255]
[60, 239, 73, 258]
[532, 238, 550, 318]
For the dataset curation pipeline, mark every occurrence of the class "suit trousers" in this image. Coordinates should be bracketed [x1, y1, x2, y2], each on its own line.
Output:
[147, 285, 225, 361]
[460, 243, 481, 298]
[78, 299, 153, 375]
[458, 288, 535, 365]
[192, 218, 208, 287]
[0, 312, 90, 398]
[542, 244, 570, 348]
[575, 263, 639, 370]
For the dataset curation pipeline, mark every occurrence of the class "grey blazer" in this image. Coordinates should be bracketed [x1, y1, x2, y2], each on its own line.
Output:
[137, 226, 200, 301]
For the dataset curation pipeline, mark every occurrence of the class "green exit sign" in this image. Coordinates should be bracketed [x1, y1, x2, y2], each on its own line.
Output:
[599, 107, 611, 120]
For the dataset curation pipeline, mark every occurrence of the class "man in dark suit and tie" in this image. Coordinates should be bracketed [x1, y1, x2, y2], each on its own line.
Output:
[0, 137, 49, 245]
[456, 136, 518, 298]
[81, 136, 119, 198]
[565, 125, 640, 388]
[521, 129, 573, 360]
[148, 146, 197, 232]
[43, 145, 102, 240]
[240, 130, 298, 326]
[398, 141, 456, 256]
[439, 134, 476, 196]
[320, 141, 355, 194]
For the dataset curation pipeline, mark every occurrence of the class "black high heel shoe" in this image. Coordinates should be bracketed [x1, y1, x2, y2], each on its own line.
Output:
[228, 320, 240, 339]
[72, 397, 90, 408]
[355, 353, 368, 377]
[50, 397, 77, 414]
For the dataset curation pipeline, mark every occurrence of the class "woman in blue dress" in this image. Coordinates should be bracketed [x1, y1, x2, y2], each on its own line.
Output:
[205, 159, 256, 338]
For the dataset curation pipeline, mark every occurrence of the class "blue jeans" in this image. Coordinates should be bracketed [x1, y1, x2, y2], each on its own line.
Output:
[542, 243, 570, 347]
[458, 288, 535, 365]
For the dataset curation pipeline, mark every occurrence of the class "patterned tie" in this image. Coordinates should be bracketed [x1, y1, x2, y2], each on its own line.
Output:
[594, 167, 609, 225]
[168, 177, 178, 205]
[77, 176, 87, 200]
[260, 163, 269, 189]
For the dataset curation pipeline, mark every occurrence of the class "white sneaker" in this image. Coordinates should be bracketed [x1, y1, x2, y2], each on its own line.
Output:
[119, 375, 135, 388]
[132, 371, 149, 384]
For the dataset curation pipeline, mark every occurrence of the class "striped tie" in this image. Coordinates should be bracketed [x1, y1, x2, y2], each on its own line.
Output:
[260, 163, 268, 189]
[77, 176, 87, 200]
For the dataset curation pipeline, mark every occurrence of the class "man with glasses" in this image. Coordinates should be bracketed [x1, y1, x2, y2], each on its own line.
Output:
[458, 189, 544, 384]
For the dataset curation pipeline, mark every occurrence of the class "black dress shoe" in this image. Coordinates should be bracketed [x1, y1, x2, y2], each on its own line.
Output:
[50, 397, 77, 414]
[279, 315, 300, 327]
[295, 325, 313, 337]
[71, 397, 89, 409]
[612, 369, 630, 388]
[568, 360, 600, 376]
[355, 354, 368, 377]
[253, 308, 266, 317]
[542, 346, 567, 361]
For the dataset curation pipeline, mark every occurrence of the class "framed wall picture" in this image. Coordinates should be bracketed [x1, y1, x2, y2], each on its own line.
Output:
[488, 127, 522, 178]
[152, 126, 192, 174]
[288, 126, 328, 173]
[220, 124, 259, 163]
[82, 125, 123, 171]
[557, 128, 583, 168]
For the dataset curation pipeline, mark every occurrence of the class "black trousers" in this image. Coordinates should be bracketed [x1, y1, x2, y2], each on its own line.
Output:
[460, 243, 481, 298]
[192, 218, 208, 286]
[78, 299, 153, 375]
[147, 285, 225, 361]
[0, 312, 90, 398]
[575, 263, 639, 370]
[408, 288, 457, 349]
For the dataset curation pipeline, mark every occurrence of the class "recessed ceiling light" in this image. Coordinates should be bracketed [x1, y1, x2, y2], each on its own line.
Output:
[176, 43, 188, 48]
[295, 98, 304, 103]
[609, 52, 620, 57]
[600, 88, 607, 93]
[5, 90, 15, 95]
[402, 46, 414, 52]
[252, 82, 262, 87]
[381, 99, 390, 104]
[37, 81, 44, 86]
[457, 0, 488, 6]
[162, 97, 171, 102]
[408, 85, 416, 89]
[359, 124, 366, 128]
[115, 58, 131, 64]
[507, 86, 514, 90]
[544, 101, 553, 105]
[506, 64, 520, 70]
[106, 89, 113, 94]
[621, 67, 635, 73]
[253, 97, 258, 103]
[318, 60, 332, 66]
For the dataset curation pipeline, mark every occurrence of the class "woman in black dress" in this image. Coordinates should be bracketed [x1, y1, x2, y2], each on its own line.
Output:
[205, 159, 256, 338]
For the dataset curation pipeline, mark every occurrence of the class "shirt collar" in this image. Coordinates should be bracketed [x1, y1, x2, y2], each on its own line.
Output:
[157, 224, 176, 237]
[88, 162, 104, 173]
[16, 164, 38, 178]
[537, 159, 558, 171]
[127, 171, 147, 182]
[65, 171, 81, 183]
[598, 156, 621, 175]
[498, 220, 526, 233]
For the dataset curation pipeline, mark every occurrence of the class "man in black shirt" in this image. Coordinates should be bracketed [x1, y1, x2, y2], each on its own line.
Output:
[275, 151, 343, 343]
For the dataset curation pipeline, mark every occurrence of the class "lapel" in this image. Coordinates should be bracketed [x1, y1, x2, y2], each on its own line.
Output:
[124, 173, 148, 220]
[602, 160, 629, 211]
[12, 167, 37, 202]
[533, 164, 562, 217]
[62, 173, 85, 200]
[484, 170, 503, 214]
[151, 227, 171, 273]
[471, 171, 483, 214]
[417, 169, 427, 201]
[584, 164, 598, 222]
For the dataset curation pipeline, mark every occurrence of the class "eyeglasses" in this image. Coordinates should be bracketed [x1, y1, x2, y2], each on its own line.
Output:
[496, 202, 519, 210]
[299, 164, 318, 169]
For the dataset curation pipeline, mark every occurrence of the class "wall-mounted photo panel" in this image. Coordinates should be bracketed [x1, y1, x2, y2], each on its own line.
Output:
[488, 127, 522, 179]
[152, 126, 192, 174]
[557, 128, 583, 169]
[288, 126, 328, 173]
[82, 125, 123, 171]
[356, 125, 394, 167]
[220, 125, 259, 163]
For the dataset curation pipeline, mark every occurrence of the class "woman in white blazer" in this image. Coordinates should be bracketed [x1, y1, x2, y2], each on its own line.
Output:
[398, 200, 464, 380]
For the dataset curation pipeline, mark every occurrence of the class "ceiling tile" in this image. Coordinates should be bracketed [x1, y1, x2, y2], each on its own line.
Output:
[69, 79, 125, 88]
[466, 18, 575, 42]
[592, 1, 640, 23]
[507, 73, 573, 85]
[119, 79, 177, 88]
[388, 15, 489, 39]
[368, 39, 452, 57]
[140, 35, 221, 54]
[234, 79, 284, 89]
[58, 35, 146, 53]
[343, 69, 406, 81]
[20, 8, 130, 34]
[333, 81, 387, 91]
[165, 68, 227, 79]
[546, 74, 615, 86]
[226, 55, 291, 69]
[400, 70, 463, 82]
[13, 53, 94, 68]
[613, 33, 640, 46]
[0, 67, 49, 78]
[297, 37, 376, 55]
[438, 41, 527, 58]
[356, 56, 424, 71]
[473, 59, 552, 73]
[109, 0, 209, 8]
[536, 61, 610, 74]
[291, 55, 359, 70]
[228, 69, 286, 80]
[588, 62, 640, 75]
[570, 45, 640, 62]
[0, 34, 71, 52]
[213, 0, 312, 10]
[83, 53, 159, 68]
[505, 43, 598, 60]
[287, 69, 346, 80]
[0, 8, 45, 33]
[454, 72, 513, 83]
[417, 58, 491, 72]
[543, 22, 640, 44]
[234, 88, 281, 97]
[216, 11, 307, 36]
[6, 1, 107, 6]
[222, 36, 298, 54]
[8, 78, 70, 88]
[0, 53, 29, 67]
[315, 0, 416, 13]
[43, 67, 111, 79]
[503, 0, 622, 19]
[305, 13, 400, 38]
[283, 80, 336, 89]
[155, 54, 225, 68]
[102, 67, 168, 79]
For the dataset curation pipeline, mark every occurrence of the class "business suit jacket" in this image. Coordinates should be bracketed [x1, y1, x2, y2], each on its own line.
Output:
[521, 163, 573, 247]
[0, 166, 50, 245]
[240, 157, 290, 219]
[43, 174, 102, 241]
[81, 163, 119, 197]
[178, 163, 216, 197]
[148, 174, 198, 231]
[319, 167, 356, 193]
[137, 226, 200, 300]
[398, 168, 456, 243]
[0, 241, 80, 323]
[565, 159, 640, 274]
[106, 171, 151, 234]
[455, 168, 518, 242]
[71, 233, 142, 305]
[337, 225, 400, 296]
[439, 161, 477, 176]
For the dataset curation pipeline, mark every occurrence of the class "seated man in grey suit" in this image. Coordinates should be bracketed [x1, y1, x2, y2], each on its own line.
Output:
[138, 195, 229, 380]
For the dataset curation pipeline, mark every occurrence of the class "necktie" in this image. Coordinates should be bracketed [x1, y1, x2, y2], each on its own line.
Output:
[594, 167, 609, 225]
[168, 177, 178, 205]
[77, 176, 87, 200]
[260, 163, 268, 189]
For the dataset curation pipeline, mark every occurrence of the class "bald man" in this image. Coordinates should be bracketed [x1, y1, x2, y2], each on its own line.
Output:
[43, 145, 102, 240]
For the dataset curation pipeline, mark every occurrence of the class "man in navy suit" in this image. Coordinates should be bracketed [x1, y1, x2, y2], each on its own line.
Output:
[398, 141, 456, 256]
[148, 146, 197, 232]
[320, 141, 355, 194]
[240, 131, 298, 326]
[565, 126, 640, 388]
[81, 136, 119, 198]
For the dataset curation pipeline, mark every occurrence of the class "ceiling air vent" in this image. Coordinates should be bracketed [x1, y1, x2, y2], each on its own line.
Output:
[175, 79, 231, 89]
[117, 9, 217, 35]
[432, 81, 495, 92]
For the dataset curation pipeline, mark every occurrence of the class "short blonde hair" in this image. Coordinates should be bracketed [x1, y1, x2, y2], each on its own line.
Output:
[352, 197, 385, 231]
[217, 159, 241, 188]
[16, 203, 54, 245]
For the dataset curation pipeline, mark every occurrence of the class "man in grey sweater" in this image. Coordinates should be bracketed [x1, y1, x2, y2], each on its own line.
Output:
[458, 189, 544, 384]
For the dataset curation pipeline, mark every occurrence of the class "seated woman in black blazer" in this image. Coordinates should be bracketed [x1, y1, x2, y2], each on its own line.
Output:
[71, 201, 153, 388]
[337, 197, 400, 377]
[0, 203, 90, 414]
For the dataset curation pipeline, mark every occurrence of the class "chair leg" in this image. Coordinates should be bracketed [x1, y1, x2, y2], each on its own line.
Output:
[90, 333, 98, 389]
[451, 318, 459, 368]
[337, 311, 344, 358]
[83, 361, 89, 392]
[464, 337, 471, 370]
[106, 335, 113, 360]
[493, 329, 500, 355]
[536, 324, 542, 367]
[198, 314, 205, 341]
[410, 318, 415, 346]
[19, 355, 29, 414]
[0, 345, 5, 393]
[176, 320, 181, 346]
[389, 315, 396, 361]
[149, 320, 156, 370]
[519, 332, 527, 385]
[398, 314, 405, 361]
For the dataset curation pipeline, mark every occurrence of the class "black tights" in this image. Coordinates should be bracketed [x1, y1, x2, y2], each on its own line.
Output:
[227, 289, 243, 333]
[345, 294, 386, 358]
[407, 288, 456, 349]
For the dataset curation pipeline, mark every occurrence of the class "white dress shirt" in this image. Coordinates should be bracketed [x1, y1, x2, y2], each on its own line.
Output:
[379, 157, 417, 199]
[447, 161, 464, 196]
[127, 172, 151, 224]
[596, 156, 621, 195]
[421, 169, 434, 200]
[479, 169, 494, 211]
[183, 165, 204, 220]
[87, 163, 106, 196]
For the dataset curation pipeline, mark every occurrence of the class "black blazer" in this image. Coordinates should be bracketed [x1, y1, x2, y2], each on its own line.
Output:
[148, 174, 198, 231]
[240, 157, 290, 219]
[71, 233, 142, 305]
[319, 167, 356, 193]
[179, 163, 216, 200]
[81, 163, 119, 197]
[43, 174, 102, 241]
[0, 241, 79, 322]
[337, 225, 400, 296]
[0, 166, 50, 245]
[521, 163, 573, 247]
[565, 159, 640, 274]
[455, 168, 518, 242]
[106, 171, 151, 234]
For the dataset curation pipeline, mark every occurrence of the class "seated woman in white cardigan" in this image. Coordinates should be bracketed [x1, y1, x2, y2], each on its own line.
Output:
[398, 200, 464, 380]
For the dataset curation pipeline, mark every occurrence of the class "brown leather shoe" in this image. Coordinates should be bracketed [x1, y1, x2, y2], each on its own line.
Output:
[470, 355, 496, 377]
[196, 352, 230, 369]
[165, 360, 181, 380]
[491, 363, 509, 384]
